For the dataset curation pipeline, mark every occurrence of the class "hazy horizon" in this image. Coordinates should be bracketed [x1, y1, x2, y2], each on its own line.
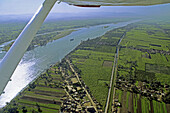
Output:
[0, 0, 170, 15]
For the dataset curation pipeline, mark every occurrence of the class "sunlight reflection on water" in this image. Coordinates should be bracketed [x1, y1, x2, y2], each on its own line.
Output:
[0, 60, 36, 107]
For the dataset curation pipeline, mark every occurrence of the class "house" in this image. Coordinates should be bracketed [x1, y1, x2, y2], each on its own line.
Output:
[77, 87, 82, 91]
[71, 78, 79, 85]
[86, 106, 96, 113]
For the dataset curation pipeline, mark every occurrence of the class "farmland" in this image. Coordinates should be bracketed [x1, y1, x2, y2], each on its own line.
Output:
[0, 17, 134, 50]
[2, 65, 65, 113]
[67, 27, 126, 110]
[119, 19, 170, 84]
[3, 25, 127, 112]
[0, 16, 136, 112]
[114, 19, 170, 113]
[2, 18, 170, 112]
[62, 19, 170, 112]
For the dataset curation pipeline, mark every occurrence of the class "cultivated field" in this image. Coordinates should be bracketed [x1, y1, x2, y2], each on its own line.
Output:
[3, 65, 65, 113]
[116, 19, 170, 113]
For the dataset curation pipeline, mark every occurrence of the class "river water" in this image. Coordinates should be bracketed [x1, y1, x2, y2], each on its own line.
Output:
[0, 20, 136, 107]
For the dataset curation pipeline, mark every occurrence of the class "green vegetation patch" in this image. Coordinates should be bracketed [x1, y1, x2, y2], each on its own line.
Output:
[68, 28, 125, 110]
[3, 65, 65, 113]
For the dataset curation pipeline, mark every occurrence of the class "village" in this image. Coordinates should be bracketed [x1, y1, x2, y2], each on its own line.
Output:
[123, 46, 170, 56]
[112, 74, 170, 112]
[58, 58, 169, 113]
[56, 58, 103, 113]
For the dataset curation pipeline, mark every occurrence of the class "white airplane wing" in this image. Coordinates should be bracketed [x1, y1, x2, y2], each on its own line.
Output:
[63, 0, 170, 6]
[0, 0, 57, 95]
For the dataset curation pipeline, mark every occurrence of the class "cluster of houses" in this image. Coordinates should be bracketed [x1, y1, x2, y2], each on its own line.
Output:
[112, 98, 122, 113]
[124, 46, 170, 55]
[58, 61, 102, 112]
[115, 77, 169, 103]
[60, 96, 99, 113]
[60, 96, 82, 112]
[111, 76, 169, 112]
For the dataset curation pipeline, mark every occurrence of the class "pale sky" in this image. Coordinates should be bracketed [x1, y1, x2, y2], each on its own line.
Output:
[0, 0, 170, 15]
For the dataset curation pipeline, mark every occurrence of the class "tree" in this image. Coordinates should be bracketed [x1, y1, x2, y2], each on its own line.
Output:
[22, 107, 27, 113]
[38, 107, 42, 112]
[3, 106, 19, 113]
[29, 82, 36, 89]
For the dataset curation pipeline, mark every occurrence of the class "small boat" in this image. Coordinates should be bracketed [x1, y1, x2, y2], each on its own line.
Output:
[70, 39, 74, 41]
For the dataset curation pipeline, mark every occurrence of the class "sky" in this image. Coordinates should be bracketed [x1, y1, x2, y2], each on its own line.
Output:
[0, 0, 170, 15]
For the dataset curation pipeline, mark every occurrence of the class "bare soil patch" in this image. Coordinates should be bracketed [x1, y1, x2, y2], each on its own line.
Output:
[150, 101, 154, 113]
[166, 104, 170, 113]
[137, 95, 142, 113]
[33, 89, 64, 95]
[18, 101, 59, 110]
[102, 60, 113, 67]
[36, 85, 63, 90]
[21, 96, 61, 105]
[120, 91, 128, 113]
[34, 92, 62, 98]
[128, 93, 133, 113]
[52, 77, 62, 81]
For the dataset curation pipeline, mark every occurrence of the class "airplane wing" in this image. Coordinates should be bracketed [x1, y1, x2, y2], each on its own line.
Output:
[63, 0, 170, 6]
[0, 0, 57, 95]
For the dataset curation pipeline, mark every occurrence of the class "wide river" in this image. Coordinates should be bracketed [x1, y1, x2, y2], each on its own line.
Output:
[0, 20, 137, 107]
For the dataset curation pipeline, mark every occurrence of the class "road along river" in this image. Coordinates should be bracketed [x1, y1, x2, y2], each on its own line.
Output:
[0, 20, 137, 107]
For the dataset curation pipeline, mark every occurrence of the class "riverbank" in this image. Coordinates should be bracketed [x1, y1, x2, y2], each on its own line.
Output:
[1, 22, 125, 112]
[1, 18, 137, 52]
[2, 64, 65, 112]
[2, 19, 170, 113]
[59, 20, 170, 112]
[2, 29, 76, 52]
[0, 17, 135, 46]
[0, 20, 138, 109]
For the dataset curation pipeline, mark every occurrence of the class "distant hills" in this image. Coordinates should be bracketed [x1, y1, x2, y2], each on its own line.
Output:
[0, 3, 170, 23]
[0, 12, 141, 23]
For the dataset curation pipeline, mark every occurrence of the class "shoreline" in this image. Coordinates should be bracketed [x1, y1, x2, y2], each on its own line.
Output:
[0, 20, 139, 110]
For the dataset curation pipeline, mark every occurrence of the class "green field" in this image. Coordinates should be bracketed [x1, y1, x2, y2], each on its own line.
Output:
[119, 20, 170, 84]
[67, 28, 126, 110]
[0, 17, 133, 46]
[2, 65, 65, 113]
[2, 18, 170, 112]
[115, 19, 170, 113]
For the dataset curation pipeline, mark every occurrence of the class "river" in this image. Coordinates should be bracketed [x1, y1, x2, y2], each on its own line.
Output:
[0, 20, 137, 108]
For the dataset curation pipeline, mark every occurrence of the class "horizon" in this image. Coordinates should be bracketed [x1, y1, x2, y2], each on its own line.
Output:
[0, 0, 170, 15]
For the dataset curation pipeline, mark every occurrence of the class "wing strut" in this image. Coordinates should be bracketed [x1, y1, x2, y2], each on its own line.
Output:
[0, 0, 57, 95]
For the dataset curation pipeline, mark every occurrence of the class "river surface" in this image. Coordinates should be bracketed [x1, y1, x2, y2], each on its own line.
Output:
[0, 20, 137, 107]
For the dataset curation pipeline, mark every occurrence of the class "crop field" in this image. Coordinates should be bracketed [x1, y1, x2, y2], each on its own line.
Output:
[103, 61, 113, 67]
[2, 18, 170, 112]
[3, 65, 65, 113]
[115, 89, 169, 113]
[119, 20, 170, 83]
[116, 20, 170, 113]
[71, 49, 114, 109]
[65, 19, 170, 112]
[68, 28, 126, 110]
[0, 17, 133, 45]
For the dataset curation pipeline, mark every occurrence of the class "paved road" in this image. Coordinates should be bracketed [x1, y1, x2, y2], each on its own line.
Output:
[112, 48, 119, 112]
[105, 54, 117, 113]
[104, 32, 126, 113]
